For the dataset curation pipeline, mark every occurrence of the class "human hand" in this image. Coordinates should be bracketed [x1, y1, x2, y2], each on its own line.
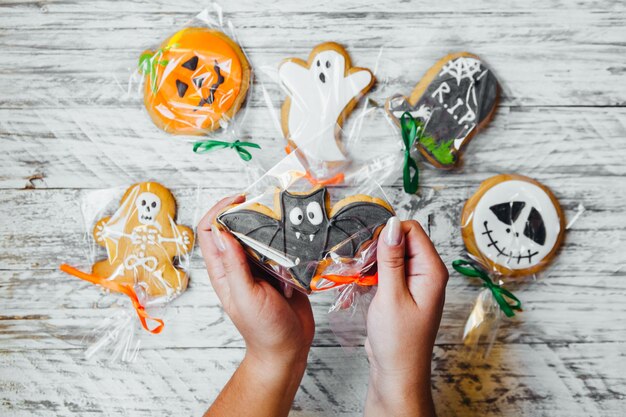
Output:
[198, 195, 315, 369]
[364, 217, 448, 417]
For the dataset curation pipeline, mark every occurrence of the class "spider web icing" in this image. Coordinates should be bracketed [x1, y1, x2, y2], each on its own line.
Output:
[439, 57, 482, 85]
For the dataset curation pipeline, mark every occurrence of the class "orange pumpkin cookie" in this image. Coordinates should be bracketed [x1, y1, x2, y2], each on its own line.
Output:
[140, 27, 251, 135]
[92, 182, 194, 299]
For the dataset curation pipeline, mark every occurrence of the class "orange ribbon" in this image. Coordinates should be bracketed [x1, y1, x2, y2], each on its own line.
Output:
[59, 264, 164, 334]
[303, 171, 345, 186]
[310, 272, 378, 292]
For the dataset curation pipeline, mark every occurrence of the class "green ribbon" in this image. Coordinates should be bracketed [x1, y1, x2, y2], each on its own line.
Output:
[452, 259, 522, 318]
[138, 45, 177, 93]
[193, 139, 261, 162]
[400, 112, 422, 194]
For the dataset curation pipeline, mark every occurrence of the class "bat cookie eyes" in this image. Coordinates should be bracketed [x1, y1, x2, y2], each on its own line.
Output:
[289, 207, 304, 225]
[288, 202, 324, 226]
[306, 202, 323, 225]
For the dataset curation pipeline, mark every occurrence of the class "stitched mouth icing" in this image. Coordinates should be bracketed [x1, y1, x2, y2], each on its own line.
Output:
[482, 221, 539, 265]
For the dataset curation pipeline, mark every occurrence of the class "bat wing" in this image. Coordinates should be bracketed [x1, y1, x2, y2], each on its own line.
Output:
[217, 209, 287, 263]
[325, 200, 393, 258]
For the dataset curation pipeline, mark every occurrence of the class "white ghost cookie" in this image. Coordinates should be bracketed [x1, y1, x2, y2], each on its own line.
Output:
[279, 42, 375, 164]
[461, 174, 565, 277]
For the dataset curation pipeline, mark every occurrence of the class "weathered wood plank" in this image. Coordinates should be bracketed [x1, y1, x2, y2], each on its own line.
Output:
[1, 106, 625, 189]
[0, 182, 623, 347]
[1, 0, 624, 14]
[0, 7, 624, 106]
[0, 266, 625, 350]
[0, 343, 623, 417]
[1, 1, 625, 416]
[0, 179, 622, 269]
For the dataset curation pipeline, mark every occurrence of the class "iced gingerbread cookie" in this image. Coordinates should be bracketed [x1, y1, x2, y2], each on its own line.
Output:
[461, 174, 565, 277]
[279, 42, 375, 164]
[386, 52, 499, 169]
[140, 27, 251, 135]
[93, 182, 194, 298]
[217, 187, 393, 291]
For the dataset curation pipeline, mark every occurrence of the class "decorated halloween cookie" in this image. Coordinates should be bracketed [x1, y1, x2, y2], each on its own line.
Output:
[92, 182, 194, 298]
[386, 52, 499, 168]
[279, 43, 375, 164]
[217, 187, 393, 291]
[140, 27, 251, 135]
[461, 174, 565, 277]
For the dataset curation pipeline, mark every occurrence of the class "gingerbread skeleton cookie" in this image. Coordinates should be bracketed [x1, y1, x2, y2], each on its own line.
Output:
[461, 174, 565, 277]
[92, 182, 194, 298]
[217, 187, 393, 291]
[279, 43, 375, 164]
[386, 52, 499, 168]
[140, 27, 251, 135]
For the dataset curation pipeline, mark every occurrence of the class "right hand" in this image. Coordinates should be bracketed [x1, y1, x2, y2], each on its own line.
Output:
[364, 217, 448, 417]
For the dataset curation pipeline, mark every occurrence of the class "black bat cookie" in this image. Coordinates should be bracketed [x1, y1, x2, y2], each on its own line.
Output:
[217, 187, 394, 290]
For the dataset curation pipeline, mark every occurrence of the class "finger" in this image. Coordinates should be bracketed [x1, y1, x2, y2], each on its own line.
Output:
[198, 195, 245, 303]
[403, 220, 448, 283]
[215, 228, 256, 298]
[286, 290, 315, 342]
[402, 220, 449, 307]
[376, 216, 409, 301]
[198, 194, 245, 232]
[198, 225, 230, 305]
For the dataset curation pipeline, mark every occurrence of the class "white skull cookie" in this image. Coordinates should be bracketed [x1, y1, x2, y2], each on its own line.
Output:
[92, 182, 194, 299]
[461, 174, 565, 277]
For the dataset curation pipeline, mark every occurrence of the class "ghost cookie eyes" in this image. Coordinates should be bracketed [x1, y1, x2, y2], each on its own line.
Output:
[461, 174, 565, 277]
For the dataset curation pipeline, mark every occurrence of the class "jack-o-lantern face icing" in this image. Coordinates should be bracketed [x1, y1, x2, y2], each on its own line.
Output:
[140, 27, 251, 135]
[461, 174, 565, 277]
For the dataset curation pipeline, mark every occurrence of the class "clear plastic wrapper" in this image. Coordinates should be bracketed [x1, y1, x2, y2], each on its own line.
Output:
[260, 42, 380, 183]
[215, 152, 395, 294]
[60, 182, 198, 362]
[129, 4, 252, 143]
[454, 173, 574, 356]
[213, 152, 395, 347]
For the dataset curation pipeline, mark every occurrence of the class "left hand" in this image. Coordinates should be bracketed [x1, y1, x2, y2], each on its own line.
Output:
[198, 195, 315, 368]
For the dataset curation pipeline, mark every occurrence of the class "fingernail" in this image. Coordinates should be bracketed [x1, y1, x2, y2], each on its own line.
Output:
[283, 283, 293, 299]
[384, 216, 402, 246]
[211, 226, 227, 252]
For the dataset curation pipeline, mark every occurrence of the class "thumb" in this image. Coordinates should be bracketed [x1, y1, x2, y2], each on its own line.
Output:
[376, 216, 409, 301]
[213, 227, 256, 299]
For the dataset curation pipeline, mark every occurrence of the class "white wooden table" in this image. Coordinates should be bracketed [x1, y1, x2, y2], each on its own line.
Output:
[1, 1, 625, 415]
